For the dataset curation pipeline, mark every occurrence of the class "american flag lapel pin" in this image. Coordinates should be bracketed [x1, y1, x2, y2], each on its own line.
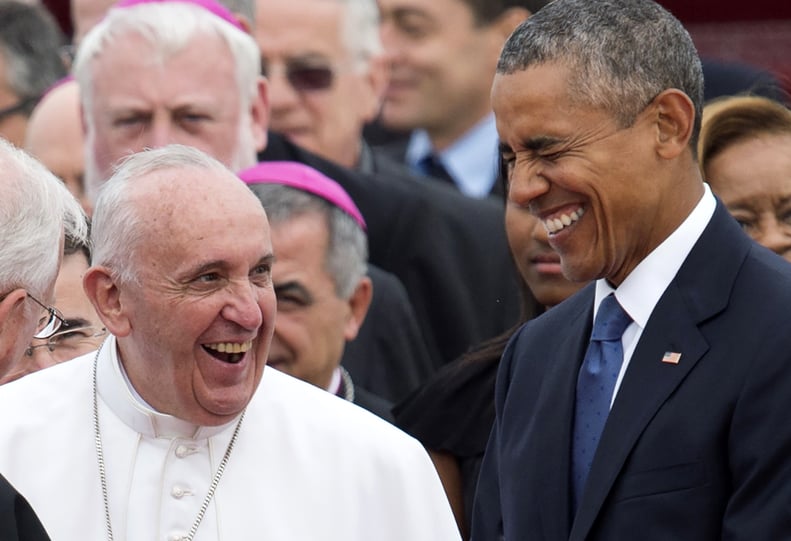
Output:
[662, 351, 682, 364]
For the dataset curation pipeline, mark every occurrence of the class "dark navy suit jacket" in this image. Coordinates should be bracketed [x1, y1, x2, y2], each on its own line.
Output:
[472, 202, 791, 540]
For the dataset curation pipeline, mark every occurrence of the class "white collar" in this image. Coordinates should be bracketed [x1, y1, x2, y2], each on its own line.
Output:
[596, 183, 716, 327]
[95, 334, 239, 440]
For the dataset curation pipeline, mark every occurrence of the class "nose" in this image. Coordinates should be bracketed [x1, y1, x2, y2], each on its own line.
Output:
[508, 159, 550, 210]
[146, 116, 176, 149]
[221, 280, 264, 331]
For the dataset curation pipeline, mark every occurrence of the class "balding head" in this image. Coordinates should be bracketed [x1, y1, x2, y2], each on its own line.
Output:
[24, 79, 91, 215]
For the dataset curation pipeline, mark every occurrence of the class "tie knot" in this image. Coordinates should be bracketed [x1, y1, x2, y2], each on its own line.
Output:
[417, 153, 454, 184]
[590, 294, 632, 342]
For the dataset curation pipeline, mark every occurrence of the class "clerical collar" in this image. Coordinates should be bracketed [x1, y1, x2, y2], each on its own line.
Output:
[95, 335, 239, 440]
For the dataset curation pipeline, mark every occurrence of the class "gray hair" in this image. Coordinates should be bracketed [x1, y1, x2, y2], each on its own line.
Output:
[73, 2, 261, 125]
[498, 0, 704, 150]
[90, 144, 235, 284]
[0, 138, 88, 298]
[249, 184, 368, 299]
[0, 0, 67, 114]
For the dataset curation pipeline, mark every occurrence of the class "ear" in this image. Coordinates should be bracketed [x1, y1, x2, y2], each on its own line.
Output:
[651, 88, 695, 160]
[0, 289, 30, 338]
[83, 266, 131, 337]
[361, 54, 390, 123]
[342, 276, 373, 342]
[249, 76, 270, 153]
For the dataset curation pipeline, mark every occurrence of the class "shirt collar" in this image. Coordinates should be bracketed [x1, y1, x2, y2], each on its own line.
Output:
[595, 183, 716, 327]
[96, 334, 239, 440]
[406, 114, 500, 198]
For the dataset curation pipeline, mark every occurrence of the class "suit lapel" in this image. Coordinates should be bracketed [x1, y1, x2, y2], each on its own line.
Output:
[570, 282, 709, 539]
[569, 203, 751, 540]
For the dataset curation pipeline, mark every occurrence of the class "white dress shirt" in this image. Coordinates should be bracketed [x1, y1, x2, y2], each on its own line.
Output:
[595, 183, 717, 405]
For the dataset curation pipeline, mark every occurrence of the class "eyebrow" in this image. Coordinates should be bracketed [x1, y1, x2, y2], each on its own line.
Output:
[522, 136, 564, 152]
[185, 253, 275, 278]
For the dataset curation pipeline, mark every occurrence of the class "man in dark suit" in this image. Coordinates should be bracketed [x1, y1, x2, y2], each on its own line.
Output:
[472, 1, 791, 539]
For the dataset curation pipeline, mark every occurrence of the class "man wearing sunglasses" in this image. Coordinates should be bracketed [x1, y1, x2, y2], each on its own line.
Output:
[0, 135, 87, 540]
[255, 0, 387, 172]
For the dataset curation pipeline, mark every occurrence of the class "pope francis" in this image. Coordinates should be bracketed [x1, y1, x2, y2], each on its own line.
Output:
[0, 145, 461, 541]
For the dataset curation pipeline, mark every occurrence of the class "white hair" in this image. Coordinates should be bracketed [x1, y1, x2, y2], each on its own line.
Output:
[73, 2, 262, 198]
[90, 144, 237, 284]
[0, 138, 88, 298]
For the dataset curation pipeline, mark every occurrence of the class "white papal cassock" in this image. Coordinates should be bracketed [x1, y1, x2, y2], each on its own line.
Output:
[0, 336, 461, 541]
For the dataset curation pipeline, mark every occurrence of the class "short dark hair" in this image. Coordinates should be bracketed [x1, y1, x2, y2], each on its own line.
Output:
[498, 0, 704, 152]
[0, 0, 67, 114]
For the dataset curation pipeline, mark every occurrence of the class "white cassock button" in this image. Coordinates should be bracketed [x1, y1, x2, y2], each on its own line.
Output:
[167, 534, 187, 541]
[171, 486, 186, 499]
[175, 444, 190, 458]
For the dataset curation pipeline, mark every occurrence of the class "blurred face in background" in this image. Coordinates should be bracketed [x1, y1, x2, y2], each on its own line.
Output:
[705, 133, 791, 262]
[505, 197, 585, 308]
[378, 0, 509, 147]
[255, 0, 386, 168]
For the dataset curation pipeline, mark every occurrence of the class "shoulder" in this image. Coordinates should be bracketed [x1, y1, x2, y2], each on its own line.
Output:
[250, 368, 424, 454]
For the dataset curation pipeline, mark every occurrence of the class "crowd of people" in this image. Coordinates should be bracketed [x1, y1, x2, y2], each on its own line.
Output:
[0, 0, 789, 539]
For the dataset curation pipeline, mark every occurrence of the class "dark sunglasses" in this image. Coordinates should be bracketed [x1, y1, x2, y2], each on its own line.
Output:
[260, 61, 334, 92]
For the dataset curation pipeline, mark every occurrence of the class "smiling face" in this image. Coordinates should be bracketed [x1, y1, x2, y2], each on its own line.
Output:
[84, 31, 266, 196]
[493, 63, 685, 286]
[377, 0, 502, 146]
[108, 168, 276, 426]
[705, 133, 791, 262]
[267, 212, 359, 390]
[255, 0, 383, 168]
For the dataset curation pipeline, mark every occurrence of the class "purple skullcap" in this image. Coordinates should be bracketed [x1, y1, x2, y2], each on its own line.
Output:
[238, 161, 367, 231]
[114, 0, 245, 31]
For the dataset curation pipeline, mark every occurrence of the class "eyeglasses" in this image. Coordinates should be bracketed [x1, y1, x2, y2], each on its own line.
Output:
[25, 326, 107, 358]
[261, 60, 334, 92]
[26, 293, 68, 340]
[0, 96, 39, 122]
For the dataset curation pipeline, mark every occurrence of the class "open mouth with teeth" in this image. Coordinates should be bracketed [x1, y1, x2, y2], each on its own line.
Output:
[543, 207, 585, 234]
[203, 340, 253, 364]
